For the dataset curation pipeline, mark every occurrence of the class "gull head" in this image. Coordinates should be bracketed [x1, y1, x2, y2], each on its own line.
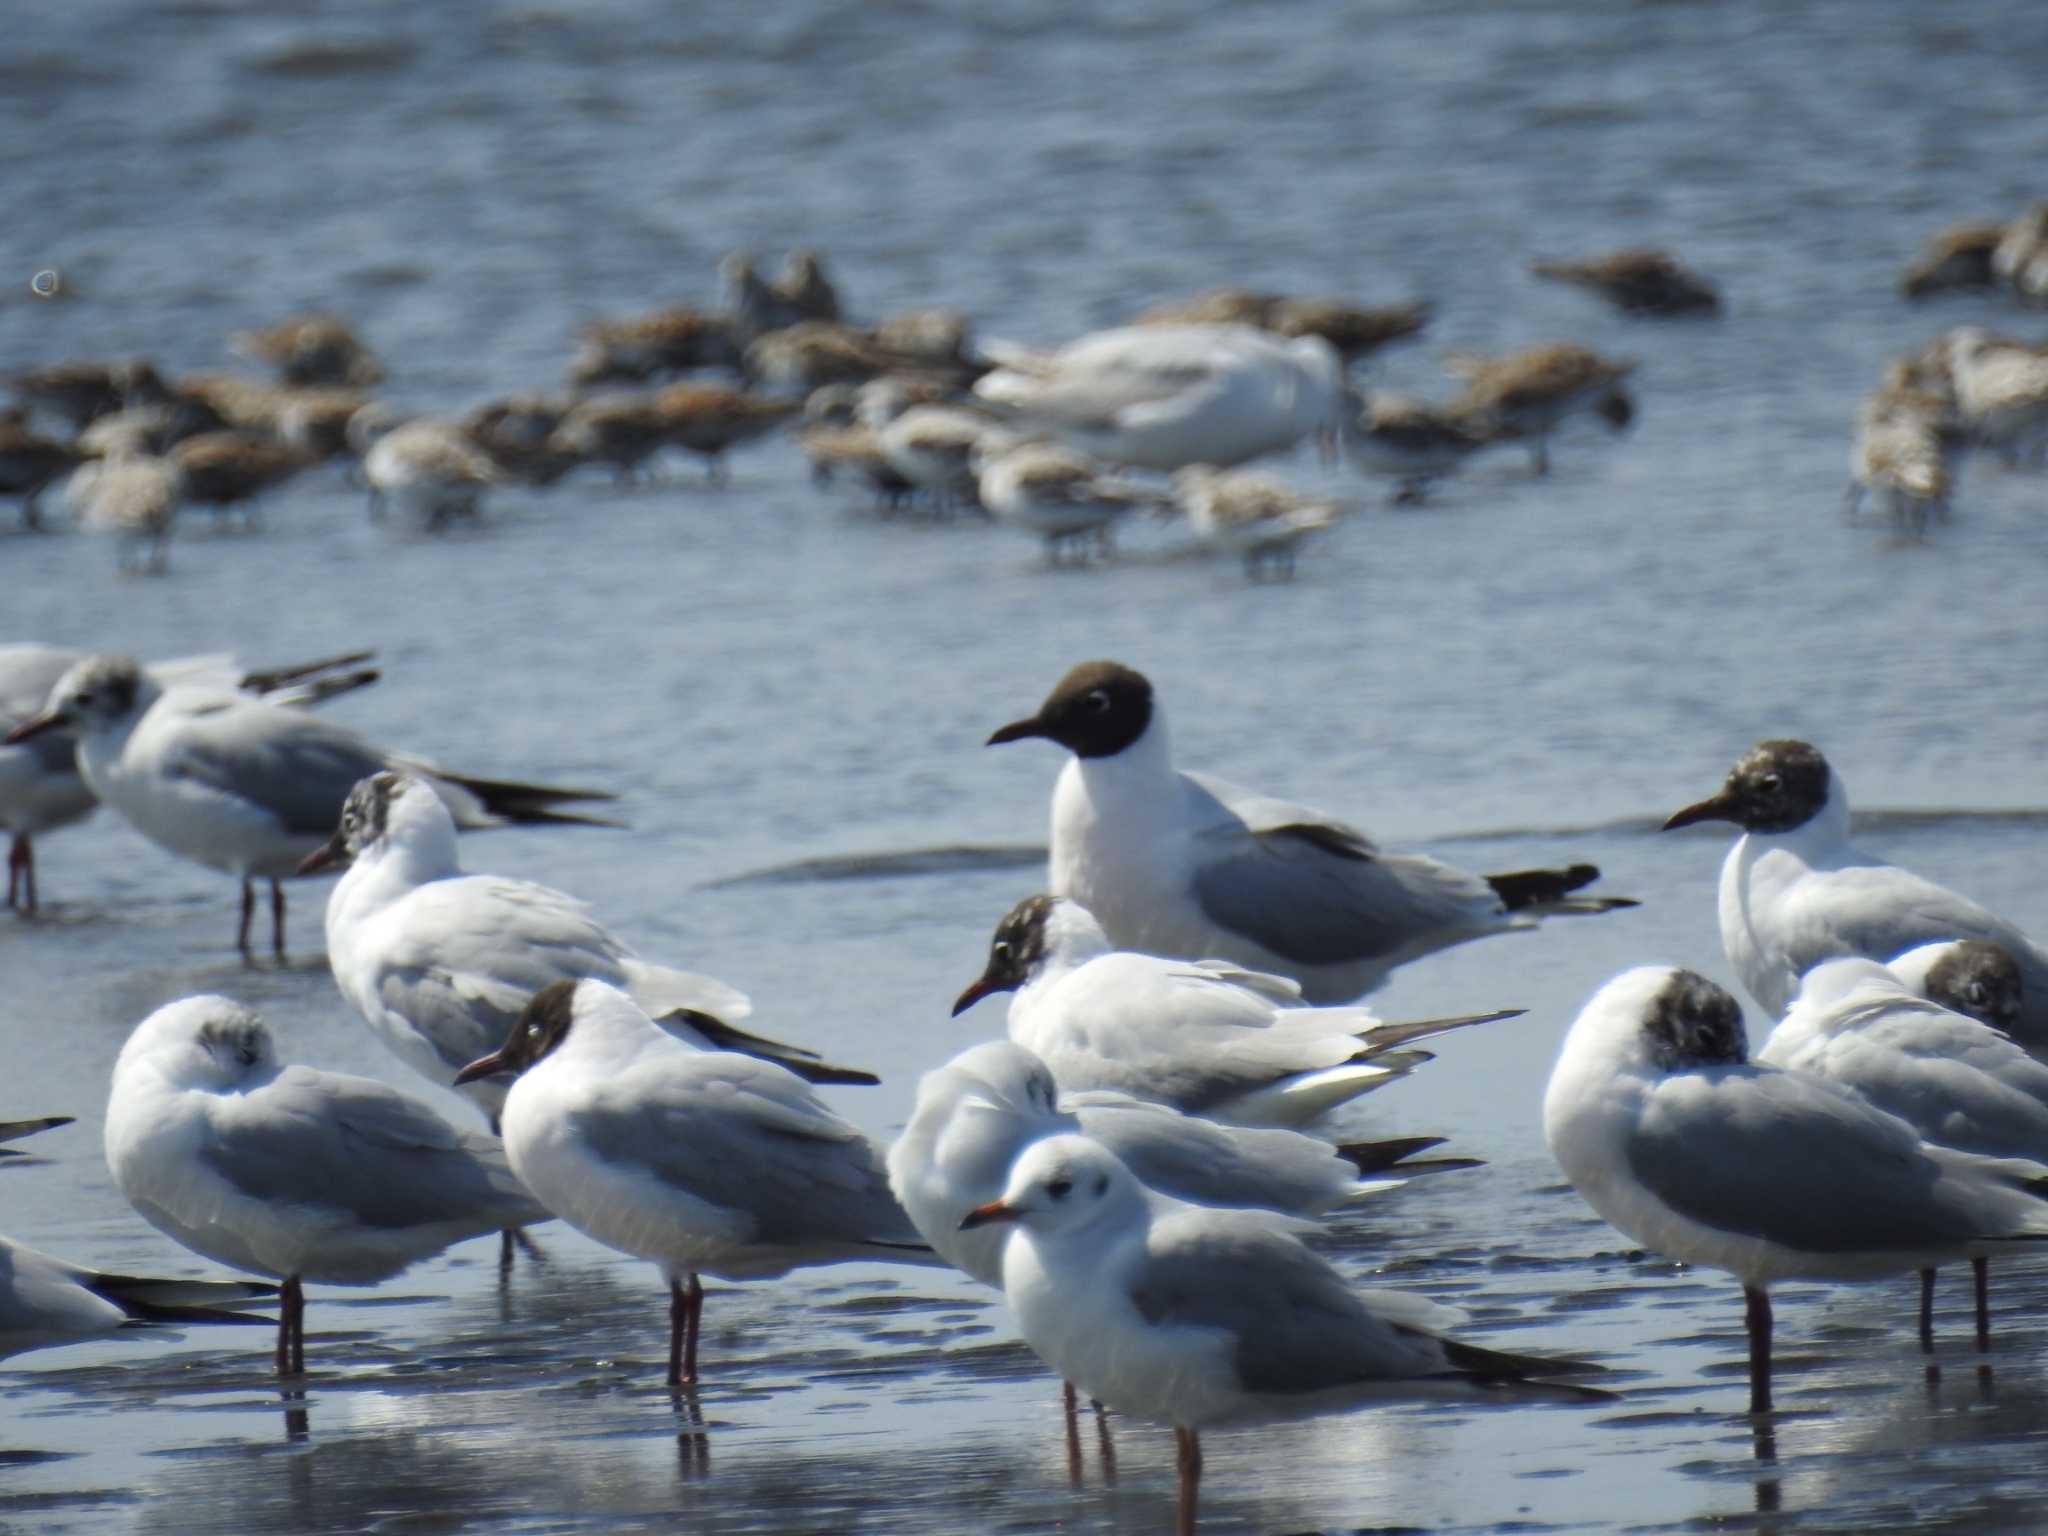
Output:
[452, 978, 583, 1087]
[1662, 738, 1832, 836]
[929, 1039, 1064, 1122]
[5, 654, 144, 744]
[298, 771, 445, 876]
[986, 659, 1154, 760]
[119, 995, 277, 1091]
[1899, 939, 2024, 1033]
[1561, 966, 1751, 1080]
[952, 894, 1110, 1016]
[1639, 969, 1749, 1072]
[960, 1134, 1141, 1237]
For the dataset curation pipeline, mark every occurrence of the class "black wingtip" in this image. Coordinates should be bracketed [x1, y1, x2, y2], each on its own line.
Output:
[666, 1009, 881, 1086]
[1485, 863, 1600, 909]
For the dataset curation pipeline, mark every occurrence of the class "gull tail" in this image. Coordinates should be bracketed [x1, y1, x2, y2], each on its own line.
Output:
[1336, 1135, 1483, 1178]
[1485, 863, 1638, 916]
[422, 768, 625, 829]
[239, 649, 379, 699]
[1357, 1008, 1525, 1054]
[0, 1114, 74, 1148]
[657, 1008, 881, 1087]
[94, 1273, 279, 1325]
[1427, 1335, 1616, 1400]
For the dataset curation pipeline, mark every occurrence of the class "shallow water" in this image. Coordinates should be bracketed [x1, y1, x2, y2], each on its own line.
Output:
[5, 0, 2048, 1530]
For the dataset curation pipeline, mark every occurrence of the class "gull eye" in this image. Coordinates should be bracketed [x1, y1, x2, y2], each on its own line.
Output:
[1756, 772, 1781, 792]
[1047, 1178, 1073, 1200]
[75, 691, 95, 707]
[991, 940, 1011, 964]
[1082, 689, 1110, 714]
[526, 1023, 543, 1039]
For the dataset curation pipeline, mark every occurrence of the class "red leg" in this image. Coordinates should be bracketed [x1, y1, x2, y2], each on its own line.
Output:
[1744, 1286, 1773, 1415]
[1974, 1256, 1991, 1351]
[669, 1273, 705, 1387]
[277, 1276, 304, 1376]
[270, 878, 287, 963]
[1919, 1268, 1936, 1352]
[6, 832, 32, 912]
[1174, 1426, 1202, 1536]
[238, 879, 256, 964]
[683, 1273, 703, 1383]
[1063, 1380, 1082, 1485]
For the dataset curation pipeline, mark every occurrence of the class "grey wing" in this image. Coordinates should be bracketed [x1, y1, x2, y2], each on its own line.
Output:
[1129, 1212, 1446, 1394]
[375, 879, 634, 1072]
[1624, 1067, 1995, 1252]
[206, 1068, 539, 1230]
[575, 1063, 919, 1249]
[1075, 1098, 1353, 1212]
[166, 700, 386, 837]
[1183, 773, 1504, 968]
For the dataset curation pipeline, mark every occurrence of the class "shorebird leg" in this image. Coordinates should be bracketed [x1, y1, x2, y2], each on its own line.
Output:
[1530, 435, 1552, 477]
[1919, 1268, 1936, 1351]
[1974, 1257, 1991, 1350]
[1744, 1285, 1773, 1415]
[6, 832, 31, 912]
[668, 1273, 705, 1386]
[270, 878, 287, 963]
[1174, 1426, 1202, 1536]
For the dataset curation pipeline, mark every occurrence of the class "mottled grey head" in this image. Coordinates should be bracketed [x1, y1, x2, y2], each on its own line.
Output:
[1662, 739, 1831, 835]
[451, 979, 580, 1087]
[195, 1002, 274, 1076]
[298, 770, 402, 875]
[42, 654, 143, 734]
[1923, 940, 2024, 1033]
[952, 894, 1058, 1016]
[986, 660, 1155, 760]
[1642, 969, 1748, 1070]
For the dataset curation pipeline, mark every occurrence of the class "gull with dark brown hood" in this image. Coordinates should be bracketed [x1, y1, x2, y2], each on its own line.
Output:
[987, 659, 1634, 1005]
[1660, 738, 2048, 1051]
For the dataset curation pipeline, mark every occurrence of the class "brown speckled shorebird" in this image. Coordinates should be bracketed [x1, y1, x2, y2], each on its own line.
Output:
[568, 307, 741, 390]
[547, 397, 672, 484]
[652, 383, 800, 482]
[1847, 370, 1963, 536]
[1530, 249, 1720, 316]
[231, 314, 384, 388]
[171, 431, 310, 530]
[1349, 392, 1492, 504]
[1444, 342, 1637, 475]
[0, 412, 82, 530]
[1901, 220, 2010, 299]
[9, 360, 167, 433]
[463, 395, 573, 486]
[774, 250, 843, 325]
[67, 453, 182, 573]
[1136, 289, 1430, 363]
[1993, 203, 2048, 304]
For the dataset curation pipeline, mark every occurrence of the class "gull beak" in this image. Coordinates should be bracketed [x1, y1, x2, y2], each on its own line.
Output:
[3, 709, 67, 745]
[451, 1048, 511, 1087]
[1661, 792, 1738, 832]
[985, 716, 1049, 747]
[295, 833, 347, 876]
[951, 971, 1005, 1018]
[959, 1200, 1022, 1230]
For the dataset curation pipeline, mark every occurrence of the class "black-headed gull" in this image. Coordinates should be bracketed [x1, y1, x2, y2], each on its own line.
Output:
[0, 645, 375, 915]
[1661, 738, 2048, 1051]
[5, 653, 614, 962]
[962, 1136, 1601, 1536]
[887, 1038, 1469, 1288]
[105, 995, 547, 1375]
[1761, 947, 2045, 1344]
[0, 1236, 276, 1359]
[1544, 965, 2048, 1413]
[305, 771, 869, 1129]
[454, 980, 937, 1386]
[986, 660, 1632, 1004]
[953, 894, 1520, 1126]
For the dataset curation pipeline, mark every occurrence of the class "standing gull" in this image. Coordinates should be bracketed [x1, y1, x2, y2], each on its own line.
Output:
[305, 770, 871, 1128]
[986, 660, 1632, 1003]
[455, 980, 938, 1386]
[1661, 738, 2048, 1050]
[1760, 948, 2044, 1344]
[1544, 966, 2048, 1413]
[953, 894, 1520, 1126]
[5, 654, 615, 962]
[105, 996, 546, 1375]
[963, 1136, 1600, 1535]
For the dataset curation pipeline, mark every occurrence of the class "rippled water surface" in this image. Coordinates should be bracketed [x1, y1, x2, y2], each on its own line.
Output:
[5, 0, 2048, 1530]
